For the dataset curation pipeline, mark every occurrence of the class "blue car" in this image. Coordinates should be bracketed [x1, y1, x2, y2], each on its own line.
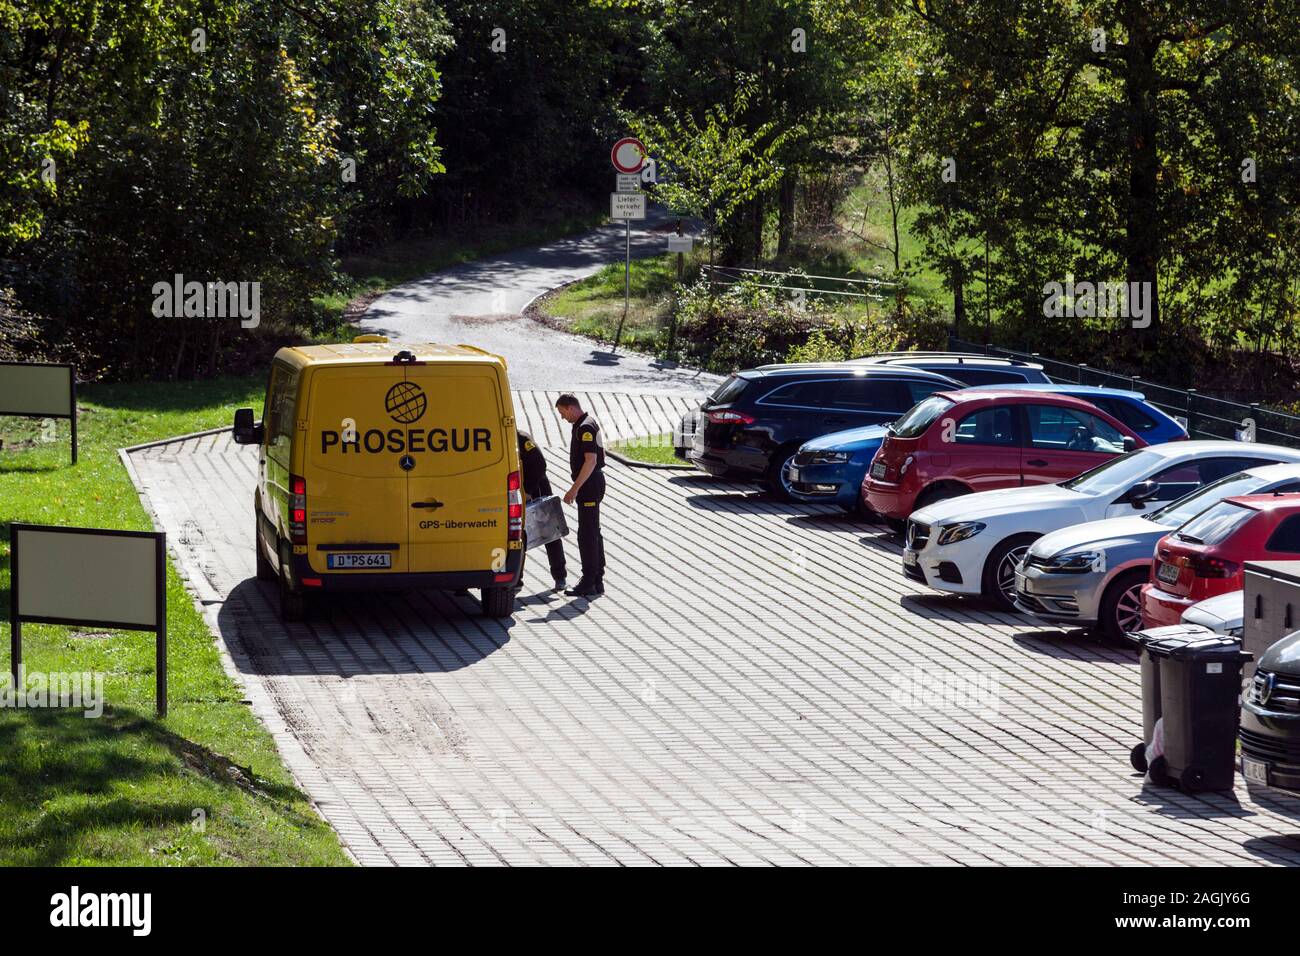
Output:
[786, 384, 1188, 512]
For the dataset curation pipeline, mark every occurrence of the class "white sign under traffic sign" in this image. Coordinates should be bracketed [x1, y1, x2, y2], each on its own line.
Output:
[610, 192, 646, 220]
[616, 174, 641, 193]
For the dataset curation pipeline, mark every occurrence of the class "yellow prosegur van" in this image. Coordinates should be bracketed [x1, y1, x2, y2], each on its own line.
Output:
[232, 337, 524, 621]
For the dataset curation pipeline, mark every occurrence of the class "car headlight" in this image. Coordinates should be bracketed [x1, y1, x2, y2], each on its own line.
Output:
[1041, 550, 1104, 574]
[806, 450, 850, 464]
[1226, 625, 1244, 638]
[935, 521, 986, 546]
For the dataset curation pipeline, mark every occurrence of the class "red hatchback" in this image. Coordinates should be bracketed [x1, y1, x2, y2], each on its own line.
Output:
[1140, 493, 1300, 629]
[861, 389, 1142, 526]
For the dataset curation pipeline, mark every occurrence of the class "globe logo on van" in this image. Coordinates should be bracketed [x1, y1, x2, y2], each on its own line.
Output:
[385, 382, 427, 424]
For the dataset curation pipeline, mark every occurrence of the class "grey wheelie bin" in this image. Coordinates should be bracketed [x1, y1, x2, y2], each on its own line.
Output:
[1126, 624, 1211, 773]
[1145, 630, 1252, 792]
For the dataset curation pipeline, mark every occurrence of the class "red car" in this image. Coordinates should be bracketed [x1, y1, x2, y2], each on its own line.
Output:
[1140, 493, 1300, 629]
[861, 389, 1143, 528]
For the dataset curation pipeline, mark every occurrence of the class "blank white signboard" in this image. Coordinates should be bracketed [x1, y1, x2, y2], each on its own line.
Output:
[0, 364, 72, 417]
[16, 528, 158, 628]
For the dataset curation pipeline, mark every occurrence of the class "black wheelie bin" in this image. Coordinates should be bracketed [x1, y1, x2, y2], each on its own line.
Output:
[1126, 624, 1210, 773]
[1147, 630, 1252, 792]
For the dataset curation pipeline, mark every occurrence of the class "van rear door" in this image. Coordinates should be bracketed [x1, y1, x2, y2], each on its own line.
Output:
[303, 365, 411, 574]
[405, 365, 510, 573]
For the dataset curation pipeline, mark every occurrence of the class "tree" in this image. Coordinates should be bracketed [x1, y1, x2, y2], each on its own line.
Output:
[896, 0, 1300, 372]
[0, 0, 452, 378]
[630, 81, 797, 266]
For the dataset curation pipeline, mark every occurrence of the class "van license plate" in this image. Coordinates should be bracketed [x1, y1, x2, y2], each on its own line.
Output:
[327, 553, 392, 570]
[1242, 756, 1269, 786]
[1156, 561, 1180, 585]
[871, 461, 887, 479]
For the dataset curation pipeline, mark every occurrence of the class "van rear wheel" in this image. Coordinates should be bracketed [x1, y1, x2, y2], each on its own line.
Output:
[481, 586, 515, 619]
[278, 542, 309, 622]
[255, 513, 276, 582]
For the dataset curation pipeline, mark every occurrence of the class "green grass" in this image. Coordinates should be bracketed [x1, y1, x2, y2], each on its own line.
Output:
[538, 251, 704, 353]
[610, 433, 681, 466]
[536, 170, 953, 358]
[315, 205, 607, 328]
[806, 176, 948, 301]
[0, 379, 350, 866]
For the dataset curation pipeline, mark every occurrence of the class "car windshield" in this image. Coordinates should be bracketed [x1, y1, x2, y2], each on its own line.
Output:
[891, 395, 953, 438]
[1175, 500, 1254, 545]
[1145, 472, 1264, 528]
[1060, 450, 1154, 495]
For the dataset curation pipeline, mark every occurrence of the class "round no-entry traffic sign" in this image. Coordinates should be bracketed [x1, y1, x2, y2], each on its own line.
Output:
[611, 137, 646, 174]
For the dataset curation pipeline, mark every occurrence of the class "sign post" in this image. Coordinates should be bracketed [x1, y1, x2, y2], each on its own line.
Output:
[0, 362, 77, 464]
[609, 137, 648, 353]
[10, 524, 168, 717]
[666, 219, 693, 357]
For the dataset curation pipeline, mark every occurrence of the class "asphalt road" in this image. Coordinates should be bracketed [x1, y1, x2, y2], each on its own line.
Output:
[360, 205, 723, 397]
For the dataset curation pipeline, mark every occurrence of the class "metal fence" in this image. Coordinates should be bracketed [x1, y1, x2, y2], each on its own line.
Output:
[702, 265, 897, 303]
[948, 335, 1300, 449]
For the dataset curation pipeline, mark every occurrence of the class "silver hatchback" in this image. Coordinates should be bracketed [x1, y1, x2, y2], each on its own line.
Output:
[1016, 462, 1300, 639]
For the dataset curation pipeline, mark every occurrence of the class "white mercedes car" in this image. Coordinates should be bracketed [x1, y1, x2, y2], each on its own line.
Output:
[902, 441, 1300, 610]
[1181, 589, 1245, 637]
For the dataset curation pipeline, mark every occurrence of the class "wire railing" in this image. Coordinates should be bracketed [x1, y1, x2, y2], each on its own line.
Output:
[702, 265, 897, 302]
[949, 335, 1300, 449]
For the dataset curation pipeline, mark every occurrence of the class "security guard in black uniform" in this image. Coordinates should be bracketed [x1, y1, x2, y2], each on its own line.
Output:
[517, 429, 567, 591]
[555, 394, 605, 596]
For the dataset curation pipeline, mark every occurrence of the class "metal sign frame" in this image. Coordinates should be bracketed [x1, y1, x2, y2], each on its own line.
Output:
[9, 524, 167, 716]
[0, 361, 78, 464]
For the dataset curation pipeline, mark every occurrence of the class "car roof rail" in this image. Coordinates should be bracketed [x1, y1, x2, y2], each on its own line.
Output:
[858, 353, 1035, 368]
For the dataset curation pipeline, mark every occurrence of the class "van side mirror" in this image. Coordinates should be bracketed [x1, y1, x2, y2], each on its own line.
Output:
[232, 408, 264, 445]
[1122, 436, 1137, 453]
[1125, 479, 1159, 507]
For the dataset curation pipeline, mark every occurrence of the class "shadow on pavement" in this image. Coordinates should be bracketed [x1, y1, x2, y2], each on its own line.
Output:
[219, 578, 515, 677]
[1009, 627, 1134, 662]
[1241, 834, 1300, 864]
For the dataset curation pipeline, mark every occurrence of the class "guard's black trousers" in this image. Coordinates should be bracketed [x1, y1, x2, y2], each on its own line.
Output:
[576, 473, 606, 585]
[531, 477, 567, 582]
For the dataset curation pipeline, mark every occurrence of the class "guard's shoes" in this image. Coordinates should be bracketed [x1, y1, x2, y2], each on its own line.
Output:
[564, 580, 603, 597]
[553, 578, 567, 592]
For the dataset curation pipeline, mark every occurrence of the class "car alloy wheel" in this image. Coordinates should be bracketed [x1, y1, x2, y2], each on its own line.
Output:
[778, 454, 799, 497]
[1113, 582, 1144, 635]
[996, 545, 1031, 606]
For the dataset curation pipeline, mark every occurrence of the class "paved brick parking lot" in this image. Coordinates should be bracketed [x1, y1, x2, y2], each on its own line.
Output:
[124, 391, 1300, 865]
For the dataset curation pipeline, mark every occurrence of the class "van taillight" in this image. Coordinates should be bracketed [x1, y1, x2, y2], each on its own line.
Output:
[290, 474, 307, 544]
[507, 470, 523, 541]
[1190, 556, 1238, 579]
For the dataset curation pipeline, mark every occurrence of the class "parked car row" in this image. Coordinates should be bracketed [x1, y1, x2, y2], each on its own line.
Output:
[1020, 463, 1300, 638]
[677, 350, 1300, 798]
